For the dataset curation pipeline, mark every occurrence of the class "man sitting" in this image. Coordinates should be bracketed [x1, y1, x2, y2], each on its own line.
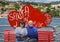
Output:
[26, 20, 38, 42]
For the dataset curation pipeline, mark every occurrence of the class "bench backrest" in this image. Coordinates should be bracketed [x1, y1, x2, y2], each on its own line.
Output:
[38, 31, 54, 42]
[4, 30, 16, 42]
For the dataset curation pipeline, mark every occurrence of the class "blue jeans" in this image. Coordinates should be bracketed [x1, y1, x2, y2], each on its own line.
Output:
[16, 38, 26, 42]
[29, 39, 38, 42]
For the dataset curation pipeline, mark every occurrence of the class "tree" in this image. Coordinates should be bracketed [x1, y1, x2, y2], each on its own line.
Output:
[14, 3, 20, 9]
[46, 8, 51, 12]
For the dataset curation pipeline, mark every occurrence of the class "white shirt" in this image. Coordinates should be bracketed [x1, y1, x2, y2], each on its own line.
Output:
[15, 27, 27, 36]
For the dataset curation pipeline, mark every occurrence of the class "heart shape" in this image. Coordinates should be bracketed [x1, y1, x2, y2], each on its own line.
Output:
[8, 10, 22, 28]
[44, 12, 52, 26]
[21, 4, 52, 28]
[8, 4, 52, 28]
[29, 8, 47, 28]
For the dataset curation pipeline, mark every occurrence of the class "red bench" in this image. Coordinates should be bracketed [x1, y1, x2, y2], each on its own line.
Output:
[4, 30, 16, 42]
[4, 30, 54, 42]
[38, 31, 54, 42]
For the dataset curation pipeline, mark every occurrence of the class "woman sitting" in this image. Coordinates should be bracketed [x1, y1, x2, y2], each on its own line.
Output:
[15, 21, 27, 42]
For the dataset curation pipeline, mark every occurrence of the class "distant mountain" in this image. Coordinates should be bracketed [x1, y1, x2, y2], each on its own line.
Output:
[5, 0, 60, 3]
[50, 1, 60, 4]
[4, 0, 60, 4]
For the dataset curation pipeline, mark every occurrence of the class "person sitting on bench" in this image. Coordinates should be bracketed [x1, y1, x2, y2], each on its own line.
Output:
[15, 21, 27, 42]
[26, 20, 38, 42]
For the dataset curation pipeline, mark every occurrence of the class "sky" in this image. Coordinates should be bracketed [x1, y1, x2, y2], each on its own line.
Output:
[7, 0, 60, 3]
